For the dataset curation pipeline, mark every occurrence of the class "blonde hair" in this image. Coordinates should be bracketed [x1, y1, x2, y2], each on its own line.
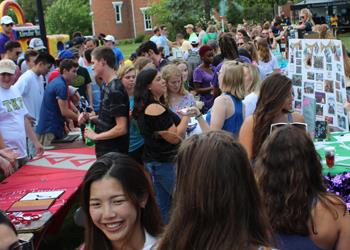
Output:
[247, 64, 262, 94]
[300, 8, 315, 25]
[207, 24, 217, 33]
[116, 64, 136, 79]
[219, 61, 245, 99]
[316, 24, 334, 39]
[161, 64, 186, 96]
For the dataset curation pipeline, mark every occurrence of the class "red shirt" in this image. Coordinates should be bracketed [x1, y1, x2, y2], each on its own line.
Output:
[48, 68, 60, 83]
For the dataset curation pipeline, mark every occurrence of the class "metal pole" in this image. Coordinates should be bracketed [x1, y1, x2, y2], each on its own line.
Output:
[36, 0, 47, 47]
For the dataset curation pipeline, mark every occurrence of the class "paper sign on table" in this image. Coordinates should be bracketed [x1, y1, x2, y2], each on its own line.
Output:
[7, 199, 55, 212]
[20, 190, 65, 201]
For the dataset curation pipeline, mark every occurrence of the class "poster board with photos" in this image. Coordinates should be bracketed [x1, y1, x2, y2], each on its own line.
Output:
[288, 39, 349, 132]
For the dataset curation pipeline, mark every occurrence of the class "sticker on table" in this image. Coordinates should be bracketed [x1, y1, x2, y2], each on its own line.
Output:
[27, 152, 96, 170]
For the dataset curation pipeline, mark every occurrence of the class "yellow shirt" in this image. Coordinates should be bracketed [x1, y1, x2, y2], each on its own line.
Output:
[330, 16, 338, 26]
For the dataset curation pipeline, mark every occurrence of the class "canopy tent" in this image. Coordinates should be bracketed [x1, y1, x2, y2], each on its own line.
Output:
[291, 0, 349, 10]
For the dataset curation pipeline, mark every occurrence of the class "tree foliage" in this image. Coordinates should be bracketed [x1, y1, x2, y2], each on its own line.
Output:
[149, 0, 205, 39]
[45, 0, 92, 36]
[17, 0, 56, 24]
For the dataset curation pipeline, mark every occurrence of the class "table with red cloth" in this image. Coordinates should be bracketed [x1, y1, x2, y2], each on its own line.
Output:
[0, 146, 96, 247]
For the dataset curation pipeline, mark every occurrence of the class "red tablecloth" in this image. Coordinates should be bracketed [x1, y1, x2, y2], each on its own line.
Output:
[0, 165, 86, 213]
[0, 147, 96, 236]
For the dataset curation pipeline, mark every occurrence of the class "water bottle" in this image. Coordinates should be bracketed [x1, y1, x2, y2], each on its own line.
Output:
[85, 121, 95, 146]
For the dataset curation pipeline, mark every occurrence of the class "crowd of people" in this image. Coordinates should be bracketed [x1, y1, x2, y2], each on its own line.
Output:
[1, 7, 350, 250]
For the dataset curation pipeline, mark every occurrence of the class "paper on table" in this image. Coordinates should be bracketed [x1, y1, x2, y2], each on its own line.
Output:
[333, 134, 350, 142]
[20, 190, 65, 201]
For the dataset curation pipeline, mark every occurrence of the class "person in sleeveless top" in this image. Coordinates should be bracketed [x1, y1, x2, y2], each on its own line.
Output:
[180, 61, 249, 137]
[156, 131, 276, 250]
[239, 73, 304, 161]
[255, 126, 350, 250]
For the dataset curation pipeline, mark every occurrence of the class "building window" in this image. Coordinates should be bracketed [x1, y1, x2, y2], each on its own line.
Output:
[140, 7, 152, 31]
[112, 2, 123, 23]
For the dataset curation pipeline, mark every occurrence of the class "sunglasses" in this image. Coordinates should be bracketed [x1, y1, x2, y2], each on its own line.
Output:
[237, 43, 244, 46]
[8, 240, 32, 250]
[4, 23, 13, 27]
[270, 122, 308, 134]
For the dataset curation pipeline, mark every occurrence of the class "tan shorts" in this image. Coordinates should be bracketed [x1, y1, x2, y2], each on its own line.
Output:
[38, 133, 55, 146]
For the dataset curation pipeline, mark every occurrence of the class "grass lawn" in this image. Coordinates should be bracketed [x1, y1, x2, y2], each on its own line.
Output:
[118, 42, 141, 59]
[338, 33, 350, 49]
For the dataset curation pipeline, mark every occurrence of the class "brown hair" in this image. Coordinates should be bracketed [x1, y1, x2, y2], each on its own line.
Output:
[252, 73, 292, 160]
[133, 56, 153, 73]
[157, 131, 274, 250]
[91, 47, 116, 69]
[242, 42, 258, 62]
[219, 32, 239, 60]
[256, 38, 271, 63]
[342, 44, 350, 78]
[255, 126, 346, 235]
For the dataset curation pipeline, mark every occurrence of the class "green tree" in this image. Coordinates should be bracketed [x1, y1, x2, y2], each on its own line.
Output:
[17, 0, 56, 24]
[149, 0, 204, 39]
[45, 0, 92, 36]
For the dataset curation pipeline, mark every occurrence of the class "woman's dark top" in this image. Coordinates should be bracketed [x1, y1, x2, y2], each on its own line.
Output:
[276, 234, 325, 250]
[137, 104, 181, 162]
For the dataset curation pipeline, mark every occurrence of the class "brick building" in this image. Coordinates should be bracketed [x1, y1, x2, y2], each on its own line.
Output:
[90, 0, 159, 40]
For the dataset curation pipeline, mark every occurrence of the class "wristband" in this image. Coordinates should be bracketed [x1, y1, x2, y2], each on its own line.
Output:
[195, 114, 202, 120]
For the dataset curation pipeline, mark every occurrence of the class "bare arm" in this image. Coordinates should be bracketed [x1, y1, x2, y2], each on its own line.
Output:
[209, 96, 229, 130]
[86, 83, 94, 110]
[335, 209, 350, 250]
[193, 82, 213, 95]
[85, 116, 128, 141]
[58, 99, 79, 121]
[24, 116, 43, 156]
[146, 104, 189, 145]
[292, 112, 305, 123]
[0, 133, 6, 149]
[238, 115, 254, 160]
[158, 117, 190, 145]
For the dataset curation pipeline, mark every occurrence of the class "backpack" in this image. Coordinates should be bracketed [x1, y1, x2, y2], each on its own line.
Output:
[186, 49, 201, 87]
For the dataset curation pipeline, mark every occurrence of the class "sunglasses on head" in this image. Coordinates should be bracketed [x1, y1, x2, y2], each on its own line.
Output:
[8, 240, 32, 250]
[270, 122, 308, 134]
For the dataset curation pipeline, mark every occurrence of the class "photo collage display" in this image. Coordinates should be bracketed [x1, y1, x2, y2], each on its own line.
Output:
[288, 39, 349, 131]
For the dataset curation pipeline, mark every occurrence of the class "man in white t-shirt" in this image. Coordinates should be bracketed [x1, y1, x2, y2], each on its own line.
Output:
[0, 59, 43, 166]
[15, 52, 55, 126]
[14, 53, 55, 158]
[150, 26, 162, 47]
